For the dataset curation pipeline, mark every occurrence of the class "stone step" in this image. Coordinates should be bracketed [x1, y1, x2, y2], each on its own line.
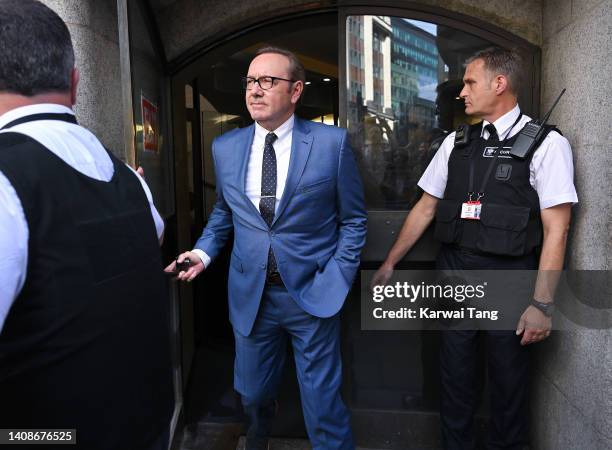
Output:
[236, 437, 383, 450]
[175, 408, 485, 449]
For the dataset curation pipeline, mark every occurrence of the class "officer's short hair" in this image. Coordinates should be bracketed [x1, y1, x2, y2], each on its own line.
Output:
[0, 0, 75, 96]
[255, 46, 306, 84]
[466, 47, 523, 95]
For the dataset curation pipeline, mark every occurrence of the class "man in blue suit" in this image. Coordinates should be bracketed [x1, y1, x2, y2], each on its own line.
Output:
[167, 47, 367, 449]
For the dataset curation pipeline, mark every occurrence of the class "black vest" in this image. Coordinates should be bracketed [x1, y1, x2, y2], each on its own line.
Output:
[0, 115, 173, 450]
[434, 122, 543, 257]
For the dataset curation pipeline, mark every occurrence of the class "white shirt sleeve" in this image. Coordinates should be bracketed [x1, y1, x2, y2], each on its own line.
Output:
[0, 171, 29, 332]
[530, 131, 579, 209]
[417, 132, 456, 199]
[125, 165, 165, 240]
[191, 249, 211, 268]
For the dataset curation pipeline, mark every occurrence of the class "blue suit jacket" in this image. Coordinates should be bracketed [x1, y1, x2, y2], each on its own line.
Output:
[194, 117, 367, 336]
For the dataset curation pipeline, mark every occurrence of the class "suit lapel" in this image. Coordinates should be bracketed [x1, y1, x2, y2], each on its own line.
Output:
[272, 117, 313, 226]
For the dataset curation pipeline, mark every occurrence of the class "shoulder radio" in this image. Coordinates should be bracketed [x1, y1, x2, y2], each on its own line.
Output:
[510, 89, 566, 160]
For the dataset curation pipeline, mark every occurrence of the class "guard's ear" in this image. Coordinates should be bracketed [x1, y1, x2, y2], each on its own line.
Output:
[494, 74, 509, 96]
[70, 67, 80, 106]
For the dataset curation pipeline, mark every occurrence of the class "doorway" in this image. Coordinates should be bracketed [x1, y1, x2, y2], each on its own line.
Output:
[160, 6, 540, 449]
[174, 12, 341, 447]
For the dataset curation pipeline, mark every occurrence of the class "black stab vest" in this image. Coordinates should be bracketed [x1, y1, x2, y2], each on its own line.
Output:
[434, 122, 543, 257]
[0, 115, 173, 450]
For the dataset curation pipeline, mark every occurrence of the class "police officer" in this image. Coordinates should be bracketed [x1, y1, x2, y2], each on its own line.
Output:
[371, 47, 577, 449]
[0, 1, 172, 449]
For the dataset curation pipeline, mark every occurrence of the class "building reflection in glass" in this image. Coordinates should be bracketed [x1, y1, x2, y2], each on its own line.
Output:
[346, 16, 487, 210]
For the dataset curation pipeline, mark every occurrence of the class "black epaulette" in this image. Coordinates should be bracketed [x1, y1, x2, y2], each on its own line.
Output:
[543, 124, 562, 136]
[453, 121, 483, 148]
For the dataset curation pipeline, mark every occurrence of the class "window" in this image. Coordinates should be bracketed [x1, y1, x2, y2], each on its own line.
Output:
[373, 31, 382, 52]
[345, 16, 533, 210]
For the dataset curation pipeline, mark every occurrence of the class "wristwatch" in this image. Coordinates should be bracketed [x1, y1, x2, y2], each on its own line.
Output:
[530, 299, 554, 317]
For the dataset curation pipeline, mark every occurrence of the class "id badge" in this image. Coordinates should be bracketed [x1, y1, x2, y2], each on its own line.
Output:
[461, 201, 482, 220]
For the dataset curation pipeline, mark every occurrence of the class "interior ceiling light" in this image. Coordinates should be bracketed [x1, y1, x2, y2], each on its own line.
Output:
[323, 78, 331, 82]
[305, 81, 312, 85]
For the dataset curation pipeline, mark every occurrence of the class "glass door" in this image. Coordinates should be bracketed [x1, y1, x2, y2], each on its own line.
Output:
[341, 12, 538, 262]
[127, 0, 181, 444]
[338, 9, 539, 447]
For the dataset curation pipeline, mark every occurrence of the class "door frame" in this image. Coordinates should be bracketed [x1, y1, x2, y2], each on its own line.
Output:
[161, 2, 542, 445]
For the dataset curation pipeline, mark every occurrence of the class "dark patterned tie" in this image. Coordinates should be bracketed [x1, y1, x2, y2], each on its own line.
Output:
[260, 132, 278, 274]
[484, 124, 499, 142]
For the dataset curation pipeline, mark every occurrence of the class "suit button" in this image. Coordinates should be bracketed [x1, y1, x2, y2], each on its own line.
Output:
[270, 231, 276, 237]
[260, 264, 266, 270]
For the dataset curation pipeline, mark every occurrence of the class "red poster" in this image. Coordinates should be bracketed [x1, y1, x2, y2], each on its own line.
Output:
[141, 95, 159, 153]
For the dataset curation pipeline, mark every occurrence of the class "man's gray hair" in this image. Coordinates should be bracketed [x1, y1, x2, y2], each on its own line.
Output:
[255, 46, 306, 83]
[466, 47, 523, 95]
[0, 0, 75, 96]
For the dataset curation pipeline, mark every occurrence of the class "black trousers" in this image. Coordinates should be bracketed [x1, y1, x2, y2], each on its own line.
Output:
[437, 245, 536, 450]
[440, 329, 529, 450]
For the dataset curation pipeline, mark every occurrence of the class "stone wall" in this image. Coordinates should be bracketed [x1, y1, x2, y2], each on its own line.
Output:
[151, 0, 542, 62]
[41, 0, 125, 159]
[531, 1, 612, 449]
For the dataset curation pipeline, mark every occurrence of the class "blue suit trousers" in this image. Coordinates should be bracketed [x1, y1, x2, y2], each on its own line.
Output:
[233, 284, 354, 450]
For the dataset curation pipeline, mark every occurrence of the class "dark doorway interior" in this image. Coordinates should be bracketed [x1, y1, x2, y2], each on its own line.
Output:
[174, 9, 539, 449]
[178, 13, 340, 447]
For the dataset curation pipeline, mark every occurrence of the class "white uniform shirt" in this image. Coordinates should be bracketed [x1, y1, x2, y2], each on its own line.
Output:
[418, 104, 578, 209]
[0, 104, 164, 331]
[192, 115, 294, 268]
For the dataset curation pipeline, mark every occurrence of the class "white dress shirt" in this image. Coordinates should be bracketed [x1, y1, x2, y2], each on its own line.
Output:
[418, 104, 578, 209]
[192, 115, 294, 268]
[0, 104, 164, 332]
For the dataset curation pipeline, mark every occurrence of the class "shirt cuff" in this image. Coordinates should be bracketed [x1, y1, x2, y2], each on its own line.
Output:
[540, 193, 579, 210]
[191, 249, 211, 268]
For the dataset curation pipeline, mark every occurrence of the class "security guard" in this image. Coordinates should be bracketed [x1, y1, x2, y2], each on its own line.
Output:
[371, 47, 577, 449]
[0, 1, 172, 449]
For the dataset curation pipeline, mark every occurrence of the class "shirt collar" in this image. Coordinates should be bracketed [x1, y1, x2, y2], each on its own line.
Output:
[0, 103, 75, 129]
[254, 114, 294, 143]
[481, 104, 520, 140]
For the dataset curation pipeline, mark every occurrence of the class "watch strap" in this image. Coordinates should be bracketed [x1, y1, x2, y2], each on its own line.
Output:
[531, 299, 554, 317]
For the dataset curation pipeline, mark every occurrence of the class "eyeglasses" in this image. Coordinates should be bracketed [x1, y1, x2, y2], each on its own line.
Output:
[242, 76, 296, 90]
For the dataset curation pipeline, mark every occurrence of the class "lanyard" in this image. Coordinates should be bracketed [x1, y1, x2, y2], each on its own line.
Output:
[467, 113, 523, 201]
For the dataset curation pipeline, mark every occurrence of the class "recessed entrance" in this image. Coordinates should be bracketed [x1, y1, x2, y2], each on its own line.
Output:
[154, 7, 540, 449]
[174, 13, 341, 448]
